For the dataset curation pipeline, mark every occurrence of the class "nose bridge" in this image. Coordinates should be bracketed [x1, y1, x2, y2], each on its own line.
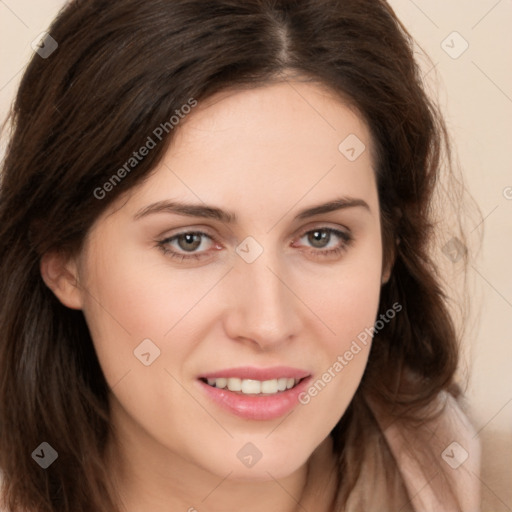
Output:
[224, 246, 301, 347]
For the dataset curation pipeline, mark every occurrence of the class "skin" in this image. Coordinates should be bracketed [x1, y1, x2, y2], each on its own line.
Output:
[42, 79, 392, 512]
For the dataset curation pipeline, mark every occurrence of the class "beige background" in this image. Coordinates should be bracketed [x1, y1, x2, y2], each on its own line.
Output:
[1, 1, 511, 510]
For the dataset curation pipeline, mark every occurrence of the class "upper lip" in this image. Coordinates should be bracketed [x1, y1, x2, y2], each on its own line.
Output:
[199, 366, 310, 381]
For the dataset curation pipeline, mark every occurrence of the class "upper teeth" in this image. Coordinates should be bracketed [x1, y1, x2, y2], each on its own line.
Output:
[206, 377, 298, 395]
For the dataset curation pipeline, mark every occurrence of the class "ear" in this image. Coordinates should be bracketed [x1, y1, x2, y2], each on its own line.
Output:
[381, 237, 399, 285]
[40, 251, 83, 310]
[381, 265, 392, 285]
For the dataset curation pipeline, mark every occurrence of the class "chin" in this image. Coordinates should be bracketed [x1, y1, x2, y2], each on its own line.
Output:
[201, 443, 311, 482]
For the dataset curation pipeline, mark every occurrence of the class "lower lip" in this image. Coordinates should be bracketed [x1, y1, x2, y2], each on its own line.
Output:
[197, 377, 312, 421]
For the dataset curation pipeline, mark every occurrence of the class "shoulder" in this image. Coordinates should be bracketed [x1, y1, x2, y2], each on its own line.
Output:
[376, 391, 481, 512]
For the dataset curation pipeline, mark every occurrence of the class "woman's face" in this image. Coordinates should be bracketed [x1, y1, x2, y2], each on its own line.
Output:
[70, 81, 386, 481]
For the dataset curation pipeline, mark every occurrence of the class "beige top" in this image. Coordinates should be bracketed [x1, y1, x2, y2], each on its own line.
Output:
[382, 392, 481, 511]
[303, 391, 481, 511]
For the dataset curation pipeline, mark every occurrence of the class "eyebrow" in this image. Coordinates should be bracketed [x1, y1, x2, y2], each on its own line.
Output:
[133, 196, 371, 223]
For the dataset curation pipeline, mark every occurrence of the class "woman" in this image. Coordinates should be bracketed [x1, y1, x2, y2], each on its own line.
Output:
[0, 0, 480, 510]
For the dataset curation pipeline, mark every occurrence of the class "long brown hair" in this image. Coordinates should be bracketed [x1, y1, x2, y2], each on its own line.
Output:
[0, 0, 473, 510]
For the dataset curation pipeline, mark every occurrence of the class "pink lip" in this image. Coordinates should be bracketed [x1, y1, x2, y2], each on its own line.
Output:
[197, 366, 311, 421]
[199, 366, 310, 380]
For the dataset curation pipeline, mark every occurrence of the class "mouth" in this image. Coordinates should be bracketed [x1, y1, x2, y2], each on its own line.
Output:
[196, 366, 312, 421]
[199, 376, 306, 396]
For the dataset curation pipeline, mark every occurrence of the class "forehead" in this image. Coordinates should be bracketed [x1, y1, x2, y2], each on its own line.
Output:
[172, 80, 373, 163]
[112, 81, 378, 225]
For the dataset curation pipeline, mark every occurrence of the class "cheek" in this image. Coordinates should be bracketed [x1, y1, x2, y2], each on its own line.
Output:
[294, 283, 381, 450]
[303, 234, 383, 354]
[298, 274, 381, 395]
[79, 237, 230, 388]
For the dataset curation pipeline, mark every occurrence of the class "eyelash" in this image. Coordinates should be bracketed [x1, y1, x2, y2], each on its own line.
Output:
[156, 227, 354, 262]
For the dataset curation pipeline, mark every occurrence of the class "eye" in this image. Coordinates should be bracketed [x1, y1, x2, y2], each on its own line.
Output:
[293, 227, 353, 259]
[156, 226, 354, 263]
[156, 231, 219, 261]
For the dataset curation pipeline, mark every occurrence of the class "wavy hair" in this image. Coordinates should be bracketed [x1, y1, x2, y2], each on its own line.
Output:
[0, 0, 473, 510]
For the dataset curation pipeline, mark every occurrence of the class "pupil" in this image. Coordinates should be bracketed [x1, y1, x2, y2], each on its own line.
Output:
[309, 230, 329, 248]
[179, 233, 201, 251]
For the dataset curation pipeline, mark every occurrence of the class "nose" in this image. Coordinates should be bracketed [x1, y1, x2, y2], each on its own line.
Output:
[222, 249, 303, 350]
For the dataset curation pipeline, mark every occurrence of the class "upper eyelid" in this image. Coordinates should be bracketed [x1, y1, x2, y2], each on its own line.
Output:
[161, 230, 216, 244]
[161, 221, 351, 239]
[296, 224, 350, 236]
[162, 224, 347, 237]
